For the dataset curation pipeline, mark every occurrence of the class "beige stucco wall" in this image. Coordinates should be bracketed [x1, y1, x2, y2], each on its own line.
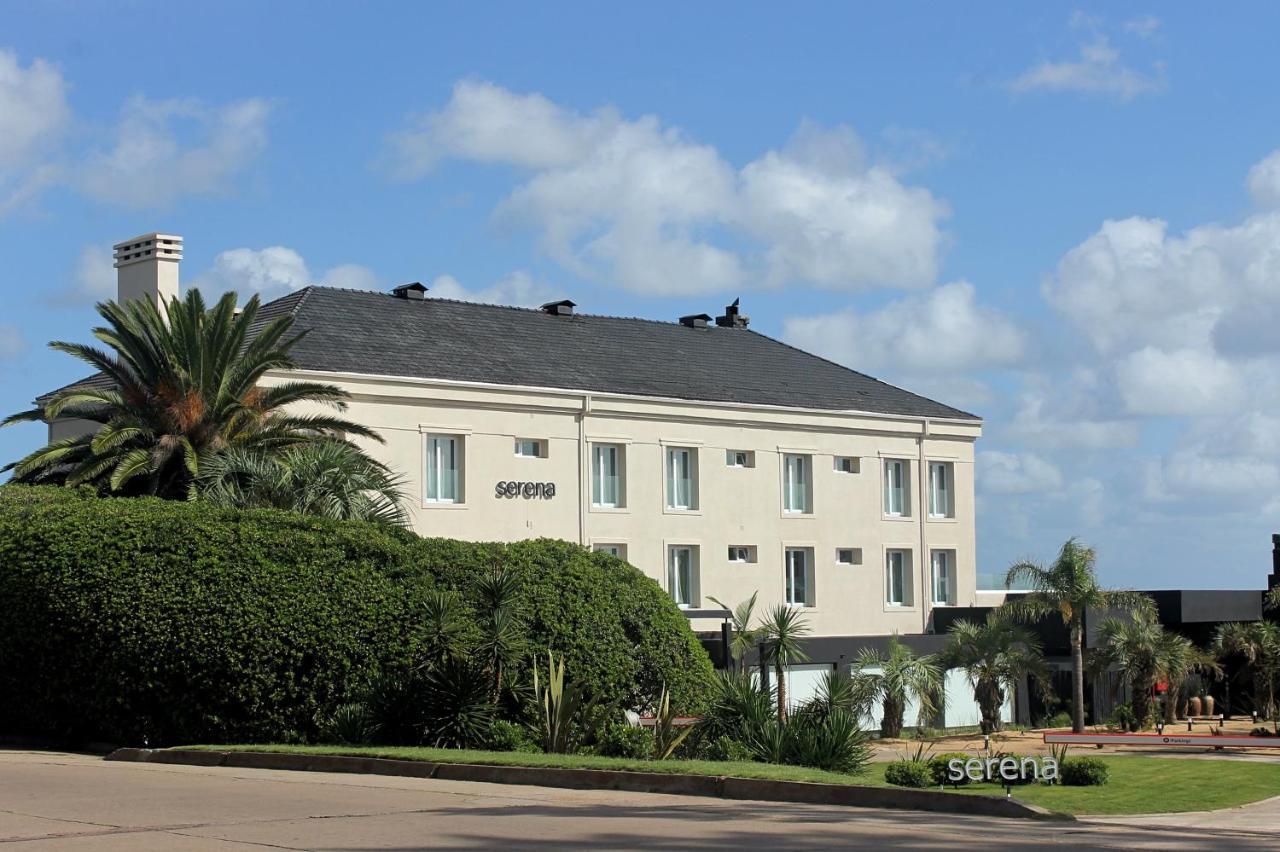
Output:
[273, 369, 982, 639]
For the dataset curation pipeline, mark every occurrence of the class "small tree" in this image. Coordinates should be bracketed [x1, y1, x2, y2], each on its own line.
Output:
[759, 605, 811, 723]
[943, 612, 1049, 734]
[708, 592, 762, 671]
[474, 562, 525, 706]
[852, 635, 942, 739]
[1090, 612, 1207, 729]
[1003, 538, 1155, 733]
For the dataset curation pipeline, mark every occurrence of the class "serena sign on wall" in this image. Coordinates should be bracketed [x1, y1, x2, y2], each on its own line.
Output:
[495, 481, 557, 499]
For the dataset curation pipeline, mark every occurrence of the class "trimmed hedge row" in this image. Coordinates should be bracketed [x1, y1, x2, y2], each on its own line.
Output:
[0, 486, 713, 746]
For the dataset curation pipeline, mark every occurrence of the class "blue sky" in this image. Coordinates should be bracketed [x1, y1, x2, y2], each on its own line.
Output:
[4, 2, 1280, 588]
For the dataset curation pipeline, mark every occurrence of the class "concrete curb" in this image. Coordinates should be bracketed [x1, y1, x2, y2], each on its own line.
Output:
[105, 748, 1069, 821]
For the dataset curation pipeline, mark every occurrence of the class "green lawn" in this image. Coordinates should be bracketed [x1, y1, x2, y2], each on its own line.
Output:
[195, 745, 1280, 816]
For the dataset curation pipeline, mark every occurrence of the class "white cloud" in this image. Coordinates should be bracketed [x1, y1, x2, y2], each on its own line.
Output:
[321, 263, 380, 291]
[385, 81, 948, 295]
[1247, 150, 1280, 208]
[1122, 16, 1162, 39]
[1145, 448, 1280, 502]
[0, 324, 24, 361]
[1115, 346, 1246, 416]
[193, 247, 384, 302]
[1006, 386, 1141, 450]
[0, 50, 69, 214]
[978, 450, 1064, 494]
[67, 243, 116, 303]
[80, 96, 272, 208]
[781, 281, 1024, 375]
[429, 271, 556, 308]
[1008, 18, 1164, 100]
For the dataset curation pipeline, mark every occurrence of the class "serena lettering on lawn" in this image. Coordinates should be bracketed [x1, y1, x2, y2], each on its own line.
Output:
[947, 756, 1059, 783]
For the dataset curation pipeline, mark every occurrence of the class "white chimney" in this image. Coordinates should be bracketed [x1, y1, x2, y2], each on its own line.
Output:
[113, 233, 182, 308]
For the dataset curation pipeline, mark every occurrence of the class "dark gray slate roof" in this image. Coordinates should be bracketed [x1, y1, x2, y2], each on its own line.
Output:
[40, 287, 979, 420]
[262, 287, 978, 420]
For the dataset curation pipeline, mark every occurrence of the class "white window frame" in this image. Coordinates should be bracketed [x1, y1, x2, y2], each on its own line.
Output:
[424, 433, 463, 504]
[728, 545, 755, 564]
[727, 449, 754, 468]
[591, 443, 625, 508]
[931, 549, 953, 605]
[666, 446, 699, 511]
[928, 461, 954, 519]
[785, 547, 814, 607]
[834, 456, 859, 474]
[883, 458, 911, 517]
[515, 438, 544, 458]
[886, 549, 912, 606]
[782, 453, 812, 514]
[836, 547, 861, 566]
[593, 542, 627, 560]
[668, 545, 699, 608]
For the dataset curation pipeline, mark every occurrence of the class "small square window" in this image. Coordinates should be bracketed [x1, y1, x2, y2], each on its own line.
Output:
[835, 456, 859, 474]
[836, 547, 862, 565]
[515, 439, 544, 458]
[727, 449, 755, 468]
[594, 543, 627, 560]
[727, 545, 756, 563]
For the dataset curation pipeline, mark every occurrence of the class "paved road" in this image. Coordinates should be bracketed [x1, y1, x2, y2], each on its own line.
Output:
[1, 750, 1277, 850]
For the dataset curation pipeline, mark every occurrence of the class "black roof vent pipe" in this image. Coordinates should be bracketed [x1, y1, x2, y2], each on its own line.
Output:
[716, 298, 749, 328]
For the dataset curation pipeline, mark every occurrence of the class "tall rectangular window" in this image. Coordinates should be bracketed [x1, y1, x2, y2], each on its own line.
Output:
[425, 434, 462, 503]
[931, 550, 952, 605]
[782, 453, 811, 513]
[591, 443, 623, 508]
[785, 547, 812, 607]
[668, 545, 697, 608]
[666, 446, 698, 510]
[886, 549, 910, 605]
[929, 462, 953, 518]
[883, 459, 910, 517]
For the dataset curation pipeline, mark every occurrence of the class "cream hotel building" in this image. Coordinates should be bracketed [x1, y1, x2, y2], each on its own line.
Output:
[67, 234, 999, 721]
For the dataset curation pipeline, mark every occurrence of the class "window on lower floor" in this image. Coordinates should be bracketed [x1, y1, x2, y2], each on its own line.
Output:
[886, 549, 912, 606]
[727, 545, 756, 564]
[424, 434, 463, 503]
[836, 547, 862, 566]
[931, 550, 954, 605]
[785, 547, 815, 607]
[594, 543, 627, 560]
[668, 545, 699, 608]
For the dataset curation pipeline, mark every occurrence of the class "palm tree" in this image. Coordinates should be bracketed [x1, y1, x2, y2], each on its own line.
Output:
[1090, 612, 1210, 729]
[852, 634, 943, 738]
[1266, 586, 1280, 613]
[3, 289, 379, 498]
[759, 604, 811, 722]
[1213, 621, 1280, 722]
[1003, 538, 1155, 733]
[195, 441, 407, 524]
[708, 592, 762, 671]
[943, 612, 1049, 734]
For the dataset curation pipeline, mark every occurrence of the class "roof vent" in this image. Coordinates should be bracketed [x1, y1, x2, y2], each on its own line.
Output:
[679, 313, 712, 329]
[715, 298, 749, 329]
[540, 299, 576, 316]
[391, 282, 427, 300]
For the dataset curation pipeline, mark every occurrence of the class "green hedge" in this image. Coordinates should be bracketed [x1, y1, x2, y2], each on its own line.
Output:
[0, 486, 713, 746]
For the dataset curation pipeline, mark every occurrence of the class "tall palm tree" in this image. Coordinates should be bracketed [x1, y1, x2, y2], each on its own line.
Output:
[1213, 621, 1280, 722]
[1090, 612, 1210, 729]
[943, 612, 1049, 734]
[851, 634, 942, 738]
[195, 441, 407, 524]
[708, 592, 762, 671]
[1003, 538, 1155, 733]
[759, 604, 811, 722]
[3, 289, 379, 498]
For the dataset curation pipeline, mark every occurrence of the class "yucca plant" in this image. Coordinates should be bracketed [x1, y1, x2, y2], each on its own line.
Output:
[3, 289, 379, 498]
[533, 650, 594, 754]
[651, 684, 694, 760]
[474, 562, 525, 706]
[707, 592, 763, 670]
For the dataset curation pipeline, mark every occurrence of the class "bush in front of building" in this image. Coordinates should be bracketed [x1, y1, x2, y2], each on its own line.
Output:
[928, 752, 973, 787]
[0, 485, 431, 746]
[1059, 757, 1109, 786]
[594, 722, 656, 759]
[0, 485, 714, 746]
[884, 759, 933, 788]
[411, 537, 715, 714]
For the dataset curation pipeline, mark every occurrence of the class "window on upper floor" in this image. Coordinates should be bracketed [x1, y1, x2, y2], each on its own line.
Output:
[591, 443, 625, 508]
[727, 545, 757, 564]
[929, 461, 954, 518]
[666, 446, 699, 510]
[836, 547, 862, 566]
[424, 434, 464, 503]
[883, 458, 911, 517]
[782, 453, 812, 514]
[834, 456, 859, 474]
[727, 449, 755, 468]
[515, 438, 545, 458]
[593, 542, 627, 560]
